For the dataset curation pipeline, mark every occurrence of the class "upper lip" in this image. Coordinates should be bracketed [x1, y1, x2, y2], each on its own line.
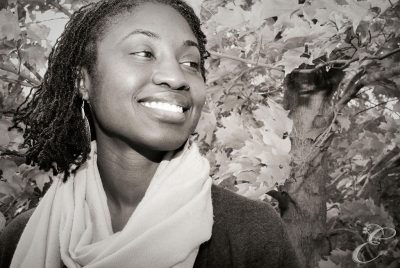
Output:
[137, 92, 191, 111]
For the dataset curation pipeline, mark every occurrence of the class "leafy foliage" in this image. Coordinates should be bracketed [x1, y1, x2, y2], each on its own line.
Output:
[1, 0, 400, 266]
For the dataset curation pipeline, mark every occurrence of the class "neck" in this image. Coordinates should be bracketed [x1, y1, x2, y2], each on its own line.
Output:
[95, 135, 165, 210]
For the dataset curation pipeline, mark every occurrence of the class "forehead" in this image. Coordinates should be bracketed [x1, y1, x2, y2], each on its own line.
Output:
[100, 2, 197, 45]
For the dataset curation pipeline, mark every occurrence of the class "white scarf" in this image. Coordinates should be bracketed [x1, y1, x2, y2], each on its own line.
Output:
[11, 142, 213, 268]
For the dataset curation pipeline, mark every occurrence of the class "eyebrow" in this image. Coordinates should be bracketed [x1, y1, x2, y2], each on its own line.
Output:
[120, 29, 160, 42]
[120, 29, 200, 51]
[183, 40, 199, 50]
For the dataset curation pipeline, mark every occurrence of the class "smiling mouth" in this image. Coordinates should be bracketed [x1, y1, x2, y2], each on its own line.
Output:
[140, 101, 184, 113]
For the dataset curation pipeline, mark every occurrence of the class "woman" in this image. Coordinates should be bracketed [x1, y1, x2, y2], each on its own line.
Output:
[0, 0, 300, 267]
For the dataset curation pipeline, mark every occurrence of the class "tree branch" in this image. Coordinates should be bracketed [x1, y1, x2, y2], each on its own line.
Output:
[0, 63, 40, 86]
[368, 147, 400, 176]
[338, 65, 400, 110]
[353, 100, 397, 116]
[294, 59, 358, 74]
[335, 68, 366, 111]
[0, 150, 25, 158]
[224, 66, 263, 93]
[208, 51, 284, 72]
[358, 147, 400, 198]
[370, 47, 400, 61]
[295, 47, 400, 74]
[335, 64, 400, 112]
[23, 62, 43, 82]
[327, 228, 365, 243]
[0, 109, 16, 115]
[48, 0, 72, 17]
[362, 65, 400, 84]
[0, 75, 33, 87]
[26, 17, 66, 24]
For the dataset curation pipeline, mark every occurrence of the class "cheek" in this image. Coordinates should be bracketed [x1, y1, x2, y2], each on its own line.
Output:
[194, 84, 206, 109]
[191, 78, 206, 104]
[87, 72, 131, 130]
[190, 86, 206, 127]
[89, 65, 143, 105]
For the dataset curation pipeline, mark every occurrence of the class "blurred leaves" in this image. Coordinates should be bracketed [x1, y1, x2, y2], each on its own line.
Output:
[339, 198, 394, 228]
[0, 9, 20, 40]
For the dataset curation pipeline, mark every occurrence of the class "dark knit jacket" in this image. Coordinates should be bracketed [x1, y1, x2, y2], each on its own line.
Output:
[0, 185, 300, 268]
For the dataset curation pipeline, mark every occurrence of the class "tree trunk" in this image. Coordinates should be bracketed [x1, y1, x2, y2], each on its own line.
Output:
[0, 0, 8, 10]
[282, 70, 343, 267]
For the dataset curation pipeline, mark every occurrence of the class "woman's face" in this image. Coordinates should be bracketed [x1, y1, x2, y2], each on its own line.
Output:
[85, 3, 206, 152]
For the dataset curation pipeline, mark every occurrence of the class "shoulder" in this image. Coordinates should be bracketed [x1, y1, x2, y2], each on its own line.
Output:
[211, 184, 287, 254]
[210, 184, 285, 242]
[0, 209, 34, 268]
[194, 185, 300, 268]
[211, 184, 281, 226]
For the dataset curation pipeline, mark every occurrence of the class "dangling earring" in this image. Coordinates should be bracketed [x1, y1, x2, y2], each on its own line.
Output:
[81, 100, 85, 119]
[81, 99, 91, 142]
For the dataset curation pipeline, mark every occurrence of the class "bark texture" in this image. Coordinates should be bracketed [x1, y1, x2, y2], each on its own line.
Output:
[282, 70, 343, 268]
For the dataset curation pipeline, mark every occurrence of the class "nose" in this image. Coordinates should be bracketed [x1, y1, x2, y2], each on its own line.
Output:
[152, 60, 190, 91]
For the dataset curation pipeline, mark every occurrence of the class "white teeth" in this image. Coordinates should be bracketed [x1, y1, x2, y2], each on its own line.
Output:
[141, 101, 184, 113]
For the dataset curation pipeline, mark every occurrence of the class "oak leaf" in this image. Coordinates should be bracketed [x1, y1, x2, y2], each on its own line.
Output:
[0, 9, 20, 40]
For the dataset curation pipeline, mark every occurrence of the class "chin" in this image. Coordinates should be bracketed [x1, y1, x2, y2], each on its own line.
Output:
[126, 131, 189, 153]
[141, 126, 193, 152]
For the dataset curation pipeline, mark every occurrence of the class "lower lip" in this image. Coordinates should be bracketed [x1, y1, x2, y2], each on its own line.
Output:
[139, 103, 187, 124]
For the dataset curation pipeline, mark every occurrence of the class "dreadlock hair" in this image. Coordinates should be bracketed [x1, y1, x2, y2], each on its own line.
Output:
[13, 0, 208, 181]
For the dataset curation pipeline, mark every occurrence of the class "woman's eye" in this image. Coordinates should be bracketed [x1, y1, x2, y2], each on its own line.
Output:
[130, 51, 153, 58]
[181, 61, 200, 71]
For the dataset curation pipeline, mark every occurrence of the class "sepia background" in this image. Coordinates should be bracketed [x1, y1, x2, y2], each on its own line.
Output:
[0, 0, 399, 267]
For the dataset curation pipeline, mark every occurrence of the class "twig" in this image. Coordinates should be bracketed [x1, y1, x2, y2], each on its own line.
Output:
[48, 0, 72, 17]
[339, 65, 400, 111]
[335, 68, 366, 111]
[353, 100, 396, 116]
[25, 17, 67, 24]
[0, 63, 40, 86]
[0, 76, 33, 87]
[295, 47, 400, 74]
[224, 66, 262, 93]
[328, 228, 365, 243]
[208, 51, 284, 72]
[293, 59, 357, 74]
[14, 86, 35, 113]
[202, 5, 216, 17]
[354, 86, 374, 97]
[0, 150, 25, 158]
[0, 110, 17, 116]
[363, 65, 400, 84]
[224, 72, 245, 94]
[23, 62, 43, 82]
[2, 198, 17, 215]
[328, 170, 349, 186]
[255, 32, 263, 65]
[314, 111, 337, 148]
[358, 150, 400, 198]
[368, 47, 400, 60]
[361, 97, 400, 115]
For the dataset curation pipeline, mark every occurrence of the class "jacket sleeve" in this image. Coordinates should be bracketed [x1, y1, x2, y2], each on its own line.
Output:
[0, 209, 34, 268]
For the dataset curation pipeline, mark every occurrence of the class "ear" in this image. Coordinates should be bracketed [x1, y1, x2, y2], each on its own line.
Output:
[79, 67, 92, 101]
